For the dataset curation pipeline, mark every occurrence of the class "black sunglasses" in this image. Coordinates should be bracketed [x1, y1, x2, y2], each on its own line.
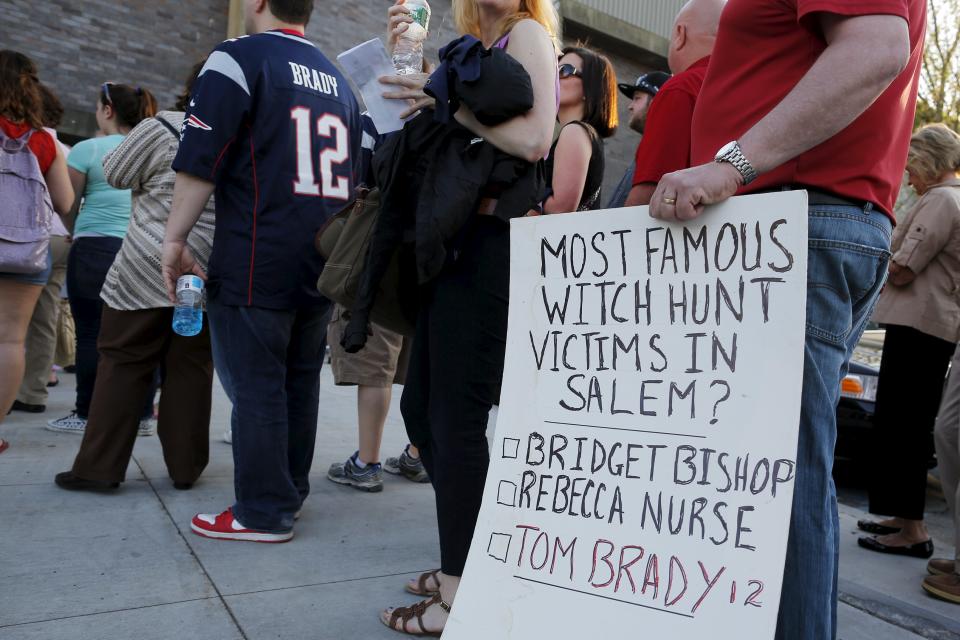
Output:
[558, 63, 582, 79]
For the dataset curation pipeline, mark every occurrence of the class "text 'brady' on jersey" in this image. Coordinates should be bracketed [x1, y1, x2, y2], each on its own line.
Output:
[172, 29, 363, 309]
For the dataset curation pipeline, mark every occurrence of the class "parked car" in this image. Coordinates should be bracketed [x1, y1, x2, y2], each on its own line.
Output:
[835, 329, 883, 467]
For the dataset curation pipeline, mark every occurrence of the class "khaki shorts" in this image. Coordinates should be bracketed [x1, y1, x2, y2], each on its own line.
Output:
[327, 304, 410, 387]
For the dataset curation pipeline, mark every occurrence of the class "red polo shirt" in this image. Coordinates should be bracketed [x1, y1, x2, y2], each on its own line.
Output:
[632, 56, 710, 186]
[690, 0, 926, 217]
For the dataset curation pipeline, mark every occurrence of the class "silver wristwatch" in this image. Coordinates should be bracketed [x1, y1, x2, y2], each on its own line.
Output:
[715, 141, 758, 185]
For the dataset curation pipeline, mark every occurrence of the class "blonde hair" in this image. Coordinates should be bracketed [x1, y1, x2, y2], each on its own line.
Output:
[907, 123, 960, 184]
[453, 0, 560, 45]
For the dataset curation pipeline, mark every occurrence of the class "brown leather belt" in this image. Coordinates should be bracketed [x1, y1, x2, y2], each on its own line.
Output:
[477, 197, 498, 216]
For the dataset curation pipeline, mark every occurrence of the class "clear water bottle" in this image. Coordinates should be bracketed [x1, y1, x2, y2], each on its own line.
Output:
[393, 0, 430, 75]
[172, 275, 204, 337]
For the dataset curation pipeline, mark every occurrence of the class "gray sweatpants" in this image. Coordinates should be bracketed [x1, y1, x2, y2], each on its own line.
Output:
[934, 344, 960, 572]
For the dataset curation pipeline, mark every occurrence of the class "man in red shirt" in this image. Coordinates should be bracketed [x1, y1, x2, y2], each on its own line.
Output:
[623, 0, 724, 207]
[649, 2, 926, 638]
[606, 71, 670, 208]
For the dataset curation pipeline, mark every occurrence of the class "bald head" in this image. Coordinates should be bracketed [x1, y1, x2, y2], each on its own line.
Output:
[668, 0, 725, 74]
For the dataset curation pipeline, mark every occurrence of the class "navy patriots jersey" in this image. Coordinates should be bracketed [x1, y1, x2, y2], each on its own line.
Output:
[173, 29, 362, 309]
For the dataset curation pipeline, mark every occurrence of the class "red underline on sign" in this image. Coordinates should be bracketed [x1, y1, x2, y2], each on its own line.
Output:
[514, 575, 696, 619]
[543, 420, 706, 439]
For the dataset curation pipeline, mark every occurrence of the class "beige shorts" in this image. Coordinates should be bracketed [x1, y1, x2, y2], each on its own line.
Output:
[327, 305, 410, 387]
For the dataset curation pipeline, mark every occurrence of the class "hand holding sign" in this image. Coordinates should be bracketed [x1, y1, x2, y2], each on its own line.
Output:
[650, 162, 744, 221]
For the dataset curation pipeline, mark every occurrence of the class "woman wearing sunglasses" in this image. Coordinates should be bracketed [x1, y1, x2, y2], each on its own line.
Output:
[540, 47, 618, 213]
[46, 82, 157, 436]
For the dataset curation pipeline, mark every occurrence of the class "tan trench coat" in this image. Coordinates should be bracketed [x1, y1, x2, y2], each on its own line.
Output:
[872, 177, 960, 343]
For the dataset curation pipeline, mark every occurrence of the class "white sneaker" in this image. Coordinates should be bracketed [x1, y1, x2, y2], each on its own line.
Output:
[222, 428, 232, 444]
[46, 413, 87, 435]
[138, 418, 156, 437]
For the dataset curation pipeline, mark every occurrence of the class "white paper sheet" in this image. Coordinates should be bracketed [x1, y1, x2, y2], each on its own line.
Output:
[337, 38, 408, 134]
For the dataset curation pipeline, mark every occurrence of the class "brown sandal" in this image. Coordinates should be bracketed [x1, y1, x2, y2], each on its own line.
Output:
[382, 593, 451, 637]
[406, 569, 441, 596]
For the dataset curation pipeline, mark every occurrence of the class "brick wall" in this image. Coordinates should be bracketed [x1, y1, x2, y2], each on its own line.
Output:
[0, 0, 228, 134]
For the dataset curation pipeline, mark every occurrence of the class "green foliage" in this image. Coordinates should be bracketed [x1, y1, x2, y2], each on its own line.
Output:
[917, 0, 960, 128]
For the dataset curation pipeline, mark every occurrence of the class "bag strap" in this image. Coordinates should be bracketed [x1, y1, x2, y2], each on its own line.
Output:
[154, 116, 181, 140]
[0, 127, 34, 152]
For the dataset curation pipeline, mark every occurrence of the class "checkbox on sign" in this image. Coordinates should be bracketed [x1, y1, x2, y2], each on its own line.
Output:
[502, 438, 520, 459]
[487, 532, 512, 563]
[497, 480, 517, 506]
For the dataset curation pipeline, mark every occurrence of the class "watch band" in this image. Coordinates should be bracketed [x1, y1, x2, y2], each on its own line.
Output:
[717, 141, 758, 185]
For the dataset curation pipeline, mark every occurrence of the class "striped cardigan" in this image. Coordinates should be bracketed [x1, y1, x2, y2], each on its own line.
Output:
[101, 111, 216, 310]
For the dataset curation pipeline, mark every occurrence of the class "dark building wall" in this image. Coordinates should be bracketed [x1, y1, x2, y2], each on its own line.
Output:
[0, 0, 229, 137]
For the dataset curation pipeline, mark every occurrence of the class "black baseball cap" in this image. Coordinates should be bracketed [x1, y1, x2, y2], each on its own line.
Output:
[618, 71, 671, 99]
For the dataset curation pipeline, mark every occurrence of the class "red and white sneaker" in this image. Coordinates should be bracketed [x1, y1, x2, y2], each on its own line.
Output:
[190, 508, 293, 543]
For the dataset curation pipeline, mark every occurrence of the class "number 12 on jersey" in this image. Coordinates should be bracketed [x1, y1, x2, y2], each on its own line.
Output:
[291, 107, 350, 200]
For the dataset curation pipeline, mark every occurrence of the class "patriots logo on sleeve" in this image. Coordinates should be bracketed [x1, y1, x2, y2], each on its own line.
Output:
[186, 114, 213, 131]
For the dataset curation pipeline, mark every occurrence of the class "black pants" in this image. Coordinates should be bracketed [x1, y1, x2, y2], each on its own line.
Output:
[868, 324, 955, 520]
[66, 237, 153, 419]
[67, 237, 122, 417]
[401, 217, 509, 576]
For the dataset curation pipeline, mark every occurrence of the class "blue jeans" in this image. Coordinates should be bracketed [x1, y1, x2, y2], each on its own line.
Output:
[208, 300, 331, 532]
[775, 204, 892, 640]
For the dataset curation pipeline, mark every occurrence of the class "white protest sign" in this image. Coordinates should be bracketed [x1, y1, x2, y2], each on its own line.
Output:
[444, 192, 808, 639]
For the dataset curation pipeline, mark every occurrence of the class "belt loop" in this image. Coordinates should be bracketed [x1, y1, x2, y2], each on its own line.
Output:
[863, 202, 873, 214]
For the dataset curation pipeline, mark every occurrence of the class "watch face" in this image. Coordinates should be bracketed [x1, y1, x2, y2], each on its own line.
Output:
[716, 141, 737, 161]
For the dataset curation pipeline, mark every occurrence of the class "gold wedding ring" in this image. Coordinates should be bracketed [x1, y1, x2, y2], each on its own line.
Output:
[662, 196, 677, 205]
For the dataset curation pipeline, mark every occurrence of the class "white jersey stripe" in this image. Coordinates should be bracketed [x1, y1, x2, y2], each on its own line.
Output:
[199, 51, 250, 96]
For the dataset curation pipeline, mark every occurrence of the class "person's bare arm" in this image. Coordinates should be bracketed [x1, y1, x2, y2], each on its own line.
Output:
[44, 145, 74, 217]
[64, 166, 87, 232]
[543, 125, 590, 214]
[738, 14, 910, 174]
[161, 172, 216, 301]
[651, 13, 911, 220]
[624, 183, 656, 207]
[453, 19, 557, 162]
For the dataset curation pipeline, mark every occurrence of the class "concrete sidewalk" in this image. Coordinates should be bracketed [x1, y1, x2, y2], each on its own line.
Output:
[1, 371, 957, 639]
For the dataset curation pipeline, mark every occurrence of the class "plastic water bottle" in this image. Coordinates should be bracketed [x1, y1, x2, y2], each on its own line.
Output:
[393, 0, 430, 75]
[172, 275, 204, 337]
